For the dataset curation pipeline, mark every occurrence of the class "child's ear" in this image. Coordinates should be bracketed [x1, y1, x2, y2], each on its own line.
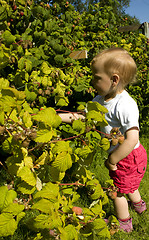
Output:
[111, 74, 120, 86]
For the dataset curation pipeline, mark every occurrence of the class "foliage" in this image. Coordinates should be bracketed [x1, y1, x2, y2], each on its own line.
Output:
[0, 0, 149, 238]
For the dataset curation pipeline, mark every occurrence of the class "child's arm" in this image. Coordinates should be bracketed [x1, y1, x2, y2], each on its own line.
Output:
[58, 113, 85, 123]
[106, 127, 139, 171]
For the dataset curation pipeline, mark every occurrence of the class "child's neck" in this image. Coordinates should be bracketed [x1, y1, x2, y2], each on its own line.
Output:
[104, 89, 124, 102]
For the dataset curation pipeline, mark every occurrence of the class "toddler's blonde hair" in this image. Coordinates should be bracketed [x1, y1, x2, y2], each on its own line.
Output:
[91, 48, 137, 87]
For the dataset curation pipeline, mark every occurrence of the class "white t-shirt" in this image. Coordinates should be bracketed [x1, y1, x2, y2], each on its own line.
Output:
[93, 90, 140, 151]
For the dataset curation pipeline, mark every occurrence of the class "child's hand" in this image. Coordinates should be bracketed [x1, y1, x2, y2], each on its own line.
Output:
[104, 159, 117, 171]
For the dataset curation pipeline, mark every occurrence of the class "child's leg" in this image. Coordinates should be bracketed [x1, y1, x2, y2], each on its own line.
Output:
[127, 189, 141, 203]
[128, 189, 147, 214]
[113, 192, 130, 219]
[113, 192, 133, 232]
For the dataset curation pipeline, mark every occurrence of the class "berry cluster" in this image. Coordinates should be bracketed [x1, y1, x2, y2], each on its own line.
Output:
[107, 127, 125, 146]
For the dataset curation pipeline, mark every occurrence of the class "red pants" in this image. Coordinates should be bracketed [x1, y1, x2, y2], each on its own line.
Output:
[109, 144, 147, 194]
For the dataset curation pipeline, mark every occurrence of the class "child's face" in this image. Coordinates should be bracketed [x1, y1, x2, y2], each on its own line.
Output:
[92, 62, 114, 100]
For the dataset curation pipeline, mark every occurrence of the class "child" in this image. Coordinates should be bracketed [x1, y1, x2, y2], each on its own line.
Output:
[91, 48, 147, 232]
[59, 47, 147, 232]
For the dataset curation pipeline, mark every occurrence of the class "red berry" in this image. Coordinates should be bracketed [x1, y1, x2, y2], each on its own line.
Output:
[66, 1, 69, 4]
[118, 135, 125, 144]
[111, 138, 118, 146]
[108, 191, 117, 199]
[72, 206, 83, 215]
[13, 5, 17, 10]
[20, 11, 24, 16]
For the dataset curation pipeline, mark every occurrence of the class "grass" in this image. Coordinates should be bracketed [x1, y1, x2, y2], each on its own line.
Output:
[91, 136, 149, 239]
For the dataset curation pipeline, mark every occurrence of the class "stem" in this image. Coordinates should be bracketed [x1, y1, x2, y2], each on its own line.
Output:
[50, 133, 85, 143]
[94, 129, 110, 137]
[59, 181, 85, 187]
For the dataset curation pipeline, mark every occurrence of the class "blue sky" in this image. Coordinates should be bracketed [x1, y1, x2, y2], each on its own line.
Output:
[124, 0, 149, 23]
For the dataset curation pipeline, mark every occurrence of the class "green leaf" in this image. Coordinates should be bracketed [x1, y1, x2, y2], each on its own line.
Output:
[90, 201, 102, 215]
[0, 111, 4, 125]
[75, 146, 92, 159]
[0, 187, 17, 212]
[9, 109, 18, 122]
[32, 108, 62, 128]
[55, 97, 69, 107]
[16, 212, 26, 223]
[0, 6, 7, 21]
[52, 141, 72, 155]
[25, 86, 37, 102]
[33, 213, 62, 230]
[34, 129, 56, 143]
[2, 203, 24, 216]
[2, 30, 16, 46]
[24, 156, 34, 168]
[25, 59, 32, 72]
[0, 213, 17, 237]
[34, 182, 59, 201]
[0, 95, 17, 112]
[22, 111, 33, 128]
[41, 62, 51, 74]
[87, 101, 108, 114]
[35, 151, 49, 165]
[52, 152, 72, 172]
[18, 57, 25, 70]
[1, 88, 26, 101]
[60, 224, 78, 240]
[32, 199, 59, 214]
[91, 218, 110, 238]
[86, 110, 103, 122]
[49, 166, 65, 182]
[100, 138, 110, 151]
[17, 166, 36, 186]
[72, 119, 85, 134]
[17, 181, 36, 194]
[0, 78, 9, 90]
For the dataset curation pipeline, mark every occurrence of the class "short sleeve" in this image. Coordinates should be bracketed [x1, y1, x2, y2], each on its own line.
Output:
[116, 97, 139, 133]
